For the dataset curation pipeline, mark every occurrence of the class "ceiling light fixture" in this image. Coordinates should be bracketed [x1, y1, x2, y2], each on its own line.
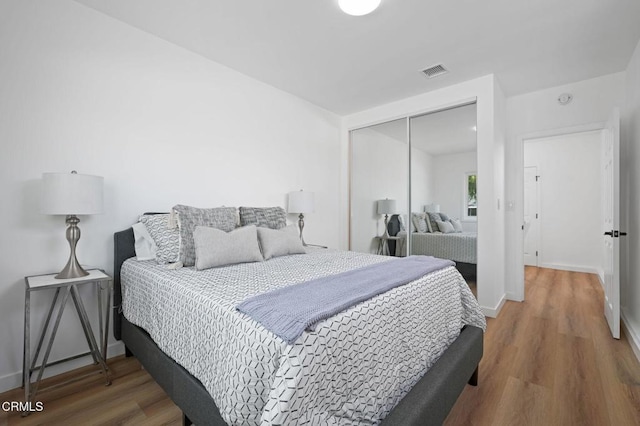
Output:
[338, 0, 381, 16]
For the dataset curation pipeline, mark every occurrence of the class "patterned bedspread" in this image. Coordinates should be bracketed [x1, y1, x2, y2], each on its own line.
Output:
[397, 231, 477, 264]
[121, 249, 485, 425]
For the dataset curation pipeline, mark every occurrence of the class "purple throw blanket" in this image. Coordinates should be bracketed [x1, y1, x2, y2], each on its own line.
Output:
[236, 255, 455, 344]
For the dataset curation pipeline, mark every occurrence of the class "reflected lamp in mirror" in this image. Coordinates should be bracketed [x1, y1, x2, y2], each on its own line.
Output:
[425, 203, 440, 213]
[287, 190, 314, 246]
[377, 198, 396, 238]
[41, 171, 104, 279]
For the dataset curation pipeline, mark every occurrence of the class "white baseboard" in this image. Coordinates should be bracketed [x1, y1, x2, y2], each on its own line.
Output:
[481, 294, 506, 318]
[0, 341, 125, 394]
[539, 262, 600, 275]
[621, 310, 640, 364]
[506, 291, 524, 302]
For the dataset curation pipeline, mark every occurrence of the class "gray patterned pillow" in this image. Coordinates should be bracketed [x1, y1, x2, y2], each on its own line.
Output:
[439, 212, 450, 221]
[239, 206, 287, 229]
[139, 214, 180, 264]
[427, 212, 442, 232]
[173, 205, 238, 266]
[411, 213, 428, 233]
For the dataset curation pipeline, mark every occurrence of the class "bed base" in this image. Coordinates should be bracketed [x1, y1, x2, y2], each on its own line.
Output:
[456, 261, 477, 280]
[114, 225, 482, 426]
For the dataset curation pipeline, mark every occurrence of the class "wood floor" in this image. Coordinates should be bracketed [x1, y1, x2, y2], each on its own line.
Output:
[2, 267, 639, 425]
[445, 267, 640, 426]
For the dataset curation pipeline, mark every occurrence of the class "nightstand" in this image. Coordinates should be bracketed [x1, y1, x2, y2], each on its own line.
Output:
[375, 235, 401, 256]
[23, 269, 112, 414]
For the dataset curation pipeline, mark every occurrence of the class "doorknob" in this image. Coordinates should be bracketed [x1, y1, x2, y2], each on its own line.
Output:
[604, 231, 613, 236]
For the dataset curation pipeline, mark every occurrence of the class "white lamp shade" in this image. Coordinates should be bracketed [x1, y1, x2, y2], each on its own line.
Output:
[288, 191, 315, 214]
[41, 172, 104, 215]
[425, 203, 440, 213]
[338, 0, 381, 16]
[377, 199, 396, 215]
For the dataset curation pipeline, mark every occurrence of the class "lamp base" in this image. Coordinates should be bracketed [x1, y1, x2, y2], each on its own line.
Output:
[55, 257, 89, 279]
[298, 213, 307, 247]
[55, 215, 89, 279]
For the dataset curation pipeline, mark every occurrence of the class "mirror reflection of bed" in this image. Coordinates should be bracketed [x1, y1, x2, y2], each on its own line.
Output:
[409, 104, 478, 295]
[349, 103, 478, 297]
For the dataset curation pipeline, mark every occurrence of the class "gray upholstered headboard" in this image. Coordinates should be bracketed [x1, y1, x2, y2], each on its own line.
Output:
[113, 227, 135, 340]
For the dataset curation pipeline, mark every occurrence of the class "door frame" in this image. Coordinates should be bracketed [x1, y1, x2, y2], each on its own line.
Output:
[523, 165, 539, 267]
[513, 121, 605, 301]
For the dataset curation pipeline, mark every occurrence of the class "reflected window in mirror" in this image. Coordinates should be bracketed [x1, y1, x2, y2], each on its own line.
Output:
[464, 172, 477, 220]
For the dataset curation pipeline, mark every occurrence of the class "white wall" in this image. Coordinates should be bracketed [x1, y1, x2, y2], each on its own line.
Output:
[431, 151, 478, 232]
[411, 147, 434, 215]
[523, 131, 603, 275]
[342, 75, 507, 316]
[0, 0, 341, 392]
[504, 72, 626, 300]
[621, 39, 640, 359]
[350, 128, 408, 253]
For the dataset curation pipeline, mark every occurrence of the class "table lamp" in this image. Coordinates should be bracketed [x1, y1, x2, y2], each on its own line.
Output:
[41, 171, 104, 279]
[287, 190, 314, 246]
[377, 198, 396, 238]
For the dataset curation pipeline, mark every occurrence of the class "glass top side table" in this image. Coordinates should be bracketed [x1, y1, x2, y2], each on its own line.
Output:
[23, 269, 112, 415]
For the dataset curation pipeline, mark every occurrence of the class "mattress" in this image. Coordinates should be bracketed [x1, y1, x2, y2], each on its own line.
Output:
[398, 232, 477, 264]
[121, 249, 486, 425]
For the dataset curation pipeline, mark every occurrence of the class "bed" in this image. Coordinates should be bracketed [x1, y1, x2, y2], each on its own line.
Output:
[113, 218, 485, 425]
[395, 231, 477, 279]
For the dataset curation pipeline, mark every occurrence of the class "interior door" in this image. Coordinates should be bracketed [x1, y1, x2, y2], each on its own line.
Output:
[523, 166, 539, 266]
[603, 108, 620, 339]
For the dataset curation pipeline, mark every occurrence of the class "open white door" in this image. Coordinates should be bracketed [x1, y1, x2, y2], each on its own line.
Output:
[603, 108, 621, 339]
[523, 166, 539, 266]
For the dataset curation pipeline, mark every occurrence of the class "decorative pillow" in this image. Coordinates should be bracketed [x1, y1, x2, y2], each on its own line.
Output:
[439, 212, 450, 221]
[172, 205, 237, 267]
[411, 213, 428, 233]
[193, 225, 263, 270]
[397, 215, 407, 232]
[139, 214, 180, 264]
[450, 218, 463, 233]
[132, 222, 157, 261]
[257, 225, 306, 260]
[436, 219, 455, 234]
[427, 212, 442, 232]
[239, 206, 287, 229]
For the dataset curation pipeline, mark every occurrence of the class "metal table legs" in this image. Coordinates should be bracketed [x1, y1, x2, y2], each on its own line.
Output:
[22, 281, 112, 415]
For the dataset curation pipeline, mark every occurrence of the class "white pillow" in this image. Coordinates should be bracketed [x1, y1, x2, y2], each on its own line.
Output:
[435, 219, 455, 234]
[397, 215, 407, 232]
[450, 219, 463, 233]
[257, 225, 306, 260]
[193, 225, 263, 270]
[132, 222, 157, 261]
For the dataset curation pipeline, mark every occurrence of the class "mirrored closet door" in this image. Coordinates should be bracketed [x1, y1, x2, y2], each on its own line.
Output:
[408, 103, 478, 285]
[350, 118, 408, 256]
[349, 102, 478, 292]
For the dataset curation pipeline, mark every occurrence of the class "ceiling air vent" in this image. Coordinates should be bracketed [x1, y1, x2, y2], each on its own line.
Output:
[421, 64, 448, 79]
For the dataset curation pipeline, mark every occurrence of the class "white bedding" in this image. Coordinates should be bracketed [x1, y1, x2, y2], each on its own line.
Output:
[397, 231, 477, 264]
[121, 249, 485, 425]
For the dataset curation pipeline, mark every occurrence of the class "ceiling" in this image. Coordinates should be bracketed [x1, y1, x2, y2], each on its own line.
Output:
[368, 103, 477, 156]
[73, 0, 640, 115]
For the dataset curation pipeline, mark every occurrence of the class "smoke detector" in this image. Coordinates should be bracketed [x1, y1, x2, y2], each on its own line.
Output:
[558, 93, 573, 105]
[421, 64, 448, 79]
